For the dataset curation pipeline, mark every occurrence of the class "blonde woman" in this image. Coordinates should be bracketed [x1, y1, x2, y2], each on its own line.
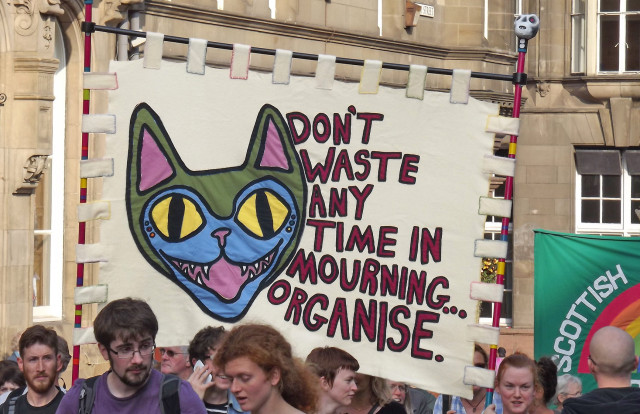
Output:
[342, 374, 405, 414]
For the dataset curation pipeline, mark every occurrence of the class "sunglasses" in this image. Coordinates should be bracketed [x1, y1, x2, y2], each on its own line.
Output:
[159, 348, 188, 358]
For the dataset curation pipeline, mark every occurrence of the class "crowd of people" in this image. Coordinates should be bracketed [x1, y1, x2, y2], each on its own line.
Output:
[0, 297, 638, 414]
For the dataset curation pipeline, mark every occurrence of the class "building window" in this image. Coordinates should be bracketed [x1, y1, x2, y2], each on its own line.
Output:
[575, 149, 640, 236]
[572, 0, 587, 73]
[33, 21, 66, 321]
[598, 0, 640, 72]
[479, 180, 513, 327]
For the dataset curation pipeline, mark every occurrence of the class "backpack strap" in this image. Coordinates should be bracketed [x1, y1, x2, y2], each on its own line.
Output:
[160, 374, 181, 414]
[78, 376, 100, 414]
[442, 394, 451, 414]
[5, 395, 20, 414]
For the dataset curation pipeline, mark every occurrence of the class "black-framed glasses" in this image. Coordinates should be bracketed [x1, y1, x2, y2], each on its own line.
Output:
[108, 343, 156, 359]
[474, 363, 487, 368]
[588, 354, 598, 366]
[159, 348, 188, 358]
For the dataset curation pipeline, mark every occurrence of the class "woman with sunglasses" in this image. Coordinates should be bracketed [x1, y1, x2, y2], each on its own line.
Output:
[214, 323, 318, 414]
[433, 344, 503, 414]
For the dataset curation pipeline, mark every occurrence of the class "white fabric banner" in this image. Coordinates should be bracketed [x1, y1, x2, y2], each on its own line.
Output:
[103, 59, 498, 397]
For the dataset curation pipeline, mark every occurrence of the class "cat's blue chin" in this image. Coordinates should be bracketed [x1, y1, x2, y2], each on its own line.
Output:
[159, 244, 284, 321]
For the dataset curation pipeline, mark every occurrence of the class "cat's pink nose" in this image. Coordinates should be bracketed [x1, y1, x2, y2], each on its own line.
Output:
[212, 229, 230, 247]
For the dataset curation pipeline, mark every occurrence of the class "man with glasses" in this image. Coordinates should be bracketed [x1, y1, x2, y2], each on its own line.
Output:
[56, 297, 205, 413]
[187, 326, 246, 414]
[159, 346, 192, 380]
[561, 326, 640, 414]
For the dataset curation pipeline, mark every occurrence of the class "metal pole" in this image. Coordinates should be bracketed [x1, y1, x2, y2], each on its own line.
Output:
[80, 23, 516, 83]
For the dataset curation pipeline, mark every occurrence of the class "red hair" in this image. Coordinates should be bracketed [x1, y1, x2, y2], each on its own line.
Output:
[214, 323, 318, 413]
[496, 352, 539, 390]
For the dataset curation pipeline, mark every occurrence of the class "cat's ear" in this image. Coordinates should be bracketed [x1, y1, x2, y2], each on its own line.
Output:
[246, 104, 295, 172]
[128, 103, 183, 193]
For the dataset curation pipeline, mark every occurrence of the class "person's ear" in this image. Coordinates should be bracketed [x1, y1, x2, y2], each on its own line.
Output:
[98, 344, 110, 362]
[56, 353, 62, 373]
[269, 367, 281, 386]
[17, 357, 23, 372]
[320, 376, 331, 391]
[557, 394, 566, 405]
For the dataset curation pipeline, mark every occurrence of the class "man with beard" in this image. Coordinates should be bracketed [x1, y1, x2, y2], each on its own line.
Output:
[56, 297, 205, 413]
[0, 325, 63, 414]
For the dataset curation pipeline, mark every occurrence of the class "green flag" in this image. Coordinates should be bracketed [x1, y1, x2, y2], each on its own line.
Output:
[534, 229, 640, 393]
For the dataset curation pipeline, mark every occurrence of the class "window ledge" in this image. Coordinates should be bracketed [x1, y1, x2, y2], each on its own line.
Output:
[585, 78, 640, 100]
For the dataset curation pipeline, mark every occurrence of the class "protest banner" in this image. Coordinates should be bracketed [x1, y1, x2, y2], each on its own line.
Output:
[91, 58, 500, 396]
[534, 229, 640, 392]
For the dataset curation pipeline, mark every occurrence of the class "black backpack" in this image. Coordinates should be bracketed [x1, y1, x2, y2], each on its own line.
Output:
[78, 373, 180, 414]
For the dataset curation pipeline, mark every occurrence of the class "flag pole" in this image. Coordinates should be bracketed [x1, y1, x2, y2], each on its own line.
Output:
[72, 0, 94, 384]
[486, 14, 539, 407]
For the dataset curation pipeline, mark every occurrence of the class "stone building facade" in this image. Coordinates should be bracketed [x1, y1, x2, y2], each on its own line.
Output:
[1, 0, 633, 384]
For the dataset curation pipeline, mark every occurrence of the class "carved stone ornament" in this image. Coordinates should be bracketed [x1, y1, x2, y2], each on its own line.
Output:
[102, 0, 144, 26]
[39, 0, 64, 16]
[43, 22, 53, 49]
[14, 155, 49, 194]
[13, 0, 63, 37]
[537, 81, 551, 98]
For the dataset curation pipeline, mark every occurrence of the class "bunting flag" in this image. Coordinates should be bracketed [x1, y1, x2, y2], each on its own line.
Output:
[91, 57, 501, 397]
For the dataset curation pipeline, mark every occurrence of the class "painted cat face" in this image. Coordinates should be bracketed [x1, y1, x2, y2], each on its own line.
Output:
[126, 103, 306, 321]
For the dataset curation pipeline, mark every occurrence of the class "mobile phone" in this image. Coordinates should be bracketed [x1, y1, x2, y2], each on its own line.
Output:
[193, 359, 212, 384]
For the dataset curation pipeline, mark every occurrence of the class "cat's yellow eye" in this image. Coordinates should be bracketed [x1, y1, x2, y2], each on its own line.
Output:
[151, 195, 204, 240]
[237, 189, 290, 238]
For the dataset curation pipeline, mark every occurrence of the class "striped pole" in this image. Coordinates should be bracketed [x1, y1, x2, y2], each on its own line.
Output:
[73, 0, 93, 384]
[486, 14, 539, 408]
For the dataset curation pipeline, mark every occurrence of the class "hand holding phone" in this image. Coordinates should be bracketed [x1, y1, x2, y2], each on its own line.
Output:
[193, 360, 212, 384]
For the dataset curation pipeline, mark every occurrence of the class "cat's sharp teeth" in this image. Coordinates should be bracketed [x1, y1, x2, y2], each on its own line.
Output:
[241, 265, 247, 275]
[203, 265, 209, 276]
[197, 274, 203, 286]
